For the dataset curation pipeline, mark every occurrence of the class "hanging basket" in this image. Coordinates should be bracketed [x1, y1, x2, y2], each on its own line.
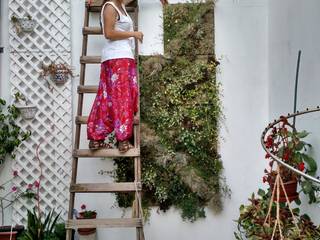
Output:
[269, 178, 299, 203]
[51, 69, 70, 85]
[18, 18, 36, 32]
[15, 104, 38, 120]
[76, 212, 97, 236]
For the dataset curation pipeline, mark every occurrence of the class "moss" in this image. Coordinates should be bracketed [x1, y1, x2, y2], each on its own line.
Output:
[113, 0, 228, 222]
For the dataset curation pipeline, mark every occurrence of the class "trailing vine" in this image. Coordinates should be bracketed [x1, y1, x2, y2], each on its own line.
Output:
[112, 0, 228, 221]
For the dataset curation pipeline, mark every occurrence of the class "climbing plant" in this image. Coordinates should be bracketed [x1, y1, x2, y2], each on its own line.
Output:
[113, 0, 228, 222]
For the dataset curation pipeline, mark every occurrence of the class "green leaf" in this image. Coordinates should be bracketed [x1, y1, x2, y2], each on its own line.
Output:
[303, 155, 317, 175]
[296, 130, 309, 139]
[257, 189, 265, 197]
[301, 180, 313, 193]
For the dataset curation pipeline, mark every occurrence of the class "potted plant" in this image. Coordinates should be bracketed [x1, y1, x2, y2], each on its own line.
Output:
[40, 62, 74, 85]
[263, 116, 319, 203]
[17, 208, 62, 240]
[13, 92, 37, 120]
[0, 170, 38, 240]
[234, 189, 320, 240]
[10, 15, 36, 33]
[76, 204, 97, 236]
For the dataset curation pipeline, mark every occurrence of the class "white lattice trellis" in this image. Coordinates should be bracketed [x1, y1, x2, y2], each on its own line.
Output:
[8, 0, 72, 224]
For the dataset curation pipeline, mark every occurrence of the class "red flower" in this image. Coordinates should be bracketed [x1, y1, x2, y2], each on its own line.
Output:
[262, 176, 267, 183]
[11, 186, 17, 192]
[27, 184, 33, 190]
[265, 136, 274, 148]
[13, 170, 18, 177]
[81, 204, 86, 210]
[298, 162, 305, 171]
[34, 181, 40, 188]
[283, 149, 291, 161]
[265, 153, 271, 159]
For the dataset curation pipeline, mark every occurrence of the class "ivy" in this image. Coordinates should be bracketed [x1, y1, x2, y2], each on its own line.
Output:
[0, 98, 30, 164]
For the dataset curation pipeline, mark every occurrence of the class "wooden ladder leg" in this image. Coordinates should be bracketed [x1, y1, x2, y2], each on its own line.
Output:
[66, 5, 90, 240]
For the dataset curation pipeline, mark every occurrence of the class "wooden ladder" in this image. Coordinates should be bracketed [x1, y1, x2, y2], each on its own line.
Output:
[65, 1, 144, 239]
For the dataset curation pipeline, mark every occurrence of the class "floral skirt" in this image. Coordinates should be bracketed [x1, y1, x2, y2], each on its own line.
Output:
[87, 58, 138, 142]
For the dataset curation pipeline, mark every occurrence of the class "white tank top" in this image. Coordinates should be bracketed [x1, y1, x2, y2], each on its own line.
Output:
[100, 1, 135, 62]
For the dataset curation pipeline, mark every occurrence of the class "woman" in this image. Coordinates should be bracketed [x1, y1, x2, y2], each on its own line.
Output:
[87, 0, 167, 153]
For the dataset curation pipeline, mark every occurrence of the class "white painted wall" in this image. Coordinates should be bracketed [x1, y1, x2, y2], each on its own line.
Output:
[268, 0, 320, 224]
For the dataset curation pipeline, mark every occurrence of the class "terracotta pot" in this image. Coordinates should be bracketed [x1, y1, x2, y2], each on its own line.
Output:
[76, 212, 97, 236]
[0, 232, 18, 240]
[269, 178, 299, 203]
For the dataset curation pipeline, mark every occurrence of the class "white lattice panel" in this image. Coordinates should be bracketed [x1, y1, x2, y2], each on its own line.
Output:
[8, 0, 72, 224]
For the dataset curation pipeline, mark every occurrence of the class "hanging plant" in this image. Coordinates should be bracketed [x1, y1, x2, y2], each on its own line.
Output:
[40, 62, 75, 85]
[234, 189, 320, 240]
[263, 116, 320, 204]
[13, 92, 38, 120]
[11, 15, 36, 34]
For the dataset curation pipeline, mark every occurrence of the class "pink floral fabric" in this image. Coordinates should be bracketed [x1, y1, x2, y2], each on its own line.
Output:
[87, 58, 138, 142]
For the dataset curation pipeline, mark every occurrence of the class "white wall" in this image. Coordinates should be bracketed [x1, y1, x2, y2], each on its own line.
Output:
[268, 0, 320, 224]
[215, 0, 269, 238]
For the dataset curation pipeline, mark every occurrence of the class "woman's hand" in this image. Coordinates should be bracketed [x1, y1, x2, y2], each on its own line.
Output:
[133, 31, 144, 43]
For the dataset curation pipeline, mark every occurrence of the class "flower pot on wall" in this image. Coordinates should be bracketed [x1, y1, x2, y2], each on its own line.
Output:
[51, 69, 69, 85]
[15, 104, 38, 120]
[76, 212, 97, 236]
[18, 18, 36, 32]
[269, 178, 299, 203]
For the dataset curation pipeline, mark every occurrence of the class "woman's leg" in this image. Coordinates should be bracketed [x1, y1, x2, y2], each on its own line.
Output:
[87, 62, 114, 148]
[106, 58, 138, 152]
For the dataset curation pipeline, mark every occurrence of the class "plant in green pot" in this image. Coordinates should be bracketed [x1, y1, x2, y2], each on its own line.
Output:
[76, 204, 97, 236]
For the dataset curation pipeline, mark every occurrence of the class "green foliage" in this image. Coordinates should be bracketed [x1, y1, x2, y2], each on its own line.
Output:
[18, 209, 63, 240]
[113, 1, 226, 222]
[0, 98, 31, 164]
[114, 157, 206, 222]
[234, 190, 320, 239]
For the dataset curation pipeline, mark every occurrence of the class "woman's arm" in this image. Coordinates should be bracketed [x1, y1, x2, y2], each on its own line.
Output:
[103, 5, 143, 42]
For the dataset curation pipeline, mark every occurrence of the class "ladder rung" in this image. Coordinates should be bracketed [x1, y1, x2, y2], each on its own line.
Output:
[78, 85, 97, 93]
[70, 182, 141, 193]
[83, 27, 102, 35]
[66, 218, 142, 229]
[88, 5, 135, 13]
[73, 148, 140, 158]
[76, 116, 139, 125]
[80, 56, 101, 64]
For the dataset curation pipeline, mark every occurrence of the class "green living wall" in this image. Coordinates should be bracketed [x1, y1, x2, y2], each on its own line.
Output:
[113, 0, 228, 221]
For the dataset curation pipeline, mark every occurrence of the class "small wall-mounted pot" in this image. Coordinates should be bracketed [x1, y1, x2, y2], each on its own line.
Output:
[18, 18, 36, 32]
[15, 104, 38, 120]
[51, 69, 70, 85]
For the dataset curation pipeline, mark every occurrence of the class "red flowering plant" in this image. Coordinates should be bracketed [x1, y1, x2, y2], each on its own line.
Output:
[263, 116, 320, 204]
[77, 204, 97, 219]
[0, 170, 37, 225]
